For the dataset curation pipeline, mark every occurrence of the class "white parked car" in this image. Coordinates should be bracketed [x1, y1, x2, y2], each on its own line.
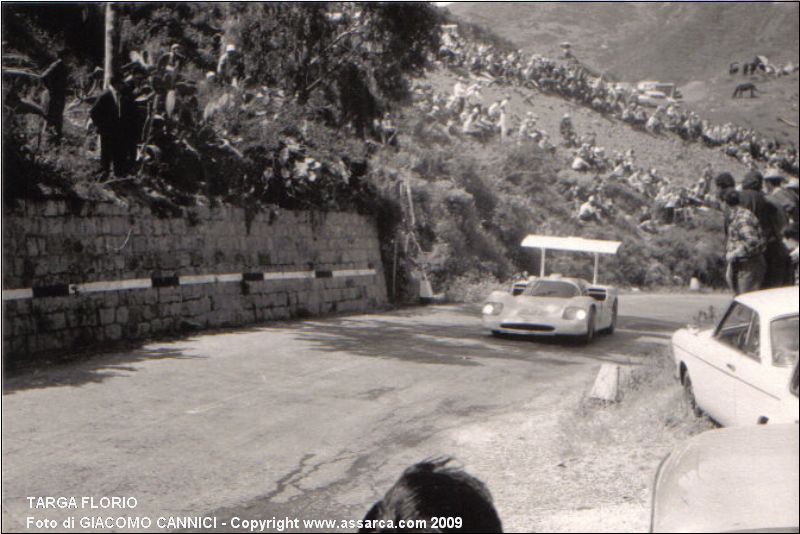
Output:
[637, 90, 676, 108]
[671, 286, 799, 426]
[650, 423, 799, 532]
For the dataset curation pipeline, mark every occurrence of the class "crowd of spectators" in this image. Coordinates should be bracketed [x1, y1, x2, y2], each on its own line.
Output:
[426, 24, 800, 246]
[714, 169, 799, 291]
[408, 66, 742, 233]
[436, 25, 799, 177]
[409, 79, 557, 154]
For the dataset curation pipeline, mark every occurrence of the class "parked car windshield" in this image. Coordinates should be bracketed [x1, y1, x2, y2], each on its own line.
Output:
[770, 314, 799, 368]
[716, 302, 759, 360]
[523, 280, 579, 298]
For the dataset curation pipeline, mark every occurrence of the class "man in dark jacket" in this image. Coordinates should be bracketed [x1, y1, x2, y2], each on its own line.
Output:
[89, 76, 139, 176]
[764, 170, 799, 226]
[739, 170, 790, 287]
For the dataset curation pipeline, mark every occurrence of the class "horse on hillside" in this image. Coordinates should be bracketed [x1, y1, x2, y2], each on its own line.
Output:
[732, 82, 758, 98]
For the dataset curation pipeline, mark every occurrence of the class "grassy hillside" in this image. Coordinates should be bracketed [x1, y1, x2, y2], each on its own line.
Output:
[370, 65, 730, 298]
[448, 2, 799, 83]
[448, 2, 800, 145]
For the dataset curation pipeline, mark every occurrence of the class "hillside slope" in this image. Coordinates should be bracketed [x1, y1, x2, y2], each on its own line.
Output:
[373, 63, 731, 295]
[448, 2, 799, 83]
[448, 2, 800, 144]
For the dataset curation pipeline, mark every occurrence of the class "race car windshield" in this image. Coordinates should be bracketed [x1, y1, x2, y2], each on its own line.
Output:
[523, 280, 579, 298]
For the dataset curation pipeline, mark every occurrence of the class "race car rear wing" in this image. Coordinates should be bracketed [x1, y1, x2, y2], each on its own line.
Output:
[521, 235, 622, 284]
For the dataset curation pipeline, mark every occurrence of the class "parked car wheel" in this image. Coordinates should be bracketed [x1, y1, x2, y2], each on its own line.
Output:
[682, 371, 702, 417]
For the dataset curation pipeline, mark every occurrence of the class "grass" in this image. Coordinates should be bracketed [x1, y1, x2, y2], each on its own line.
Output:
[553, 346, 714, 511]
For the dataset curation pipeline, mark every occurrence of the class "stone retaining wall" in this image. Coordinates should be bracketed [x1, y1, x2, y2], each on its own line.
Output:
[2, 200, 388, 361]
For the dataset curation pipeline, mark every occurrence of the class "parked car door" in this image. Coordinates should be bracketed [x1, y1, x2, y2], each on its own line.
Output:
[694, 302, 757, 425]
[734, 314, 799, 425]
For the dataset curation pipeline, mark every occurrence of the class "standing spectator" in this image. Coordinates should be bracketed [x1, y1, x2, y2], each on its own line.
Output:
[787, 178, 800, 219]
[714, 172, 736, 236]
[497, 99, 509, 141]
[722, 190, 766, 294]
[764, 170, 797, 285]
[783, 223, 799, 285]
[699, 163, 714, 196]
[40, 49, 69, 142]
[90, 75, 139, 176]
[739, 170, 788, 287]
[157, 43, 185, 72]
[217, 44, 245, 87]
[560, 113, 575, 146]
[764, 169, 799, 226]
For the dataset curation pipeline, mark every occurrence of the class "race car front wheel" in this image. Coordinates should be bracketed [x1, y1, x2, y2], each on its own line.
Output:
[607, 299, 618, 335]
[581, 308, 596, 344]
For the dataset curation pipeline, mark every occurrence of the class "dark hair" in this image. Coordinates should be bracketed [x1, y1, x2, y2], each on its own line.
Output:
[722, 189, 740, 206]
[714, 172, 735, 189]
[359, 458, 502, 533]
[742, 170, 763, 191]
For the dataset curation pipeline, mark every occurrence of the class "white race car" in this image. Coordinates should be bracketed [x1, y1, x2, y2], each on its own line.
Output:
[482, 235, 621, 344]
[483, 275, 618, 343]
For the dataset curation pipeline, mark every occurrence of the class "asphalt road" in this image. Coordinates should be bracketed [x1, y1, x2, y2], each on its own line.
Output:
[1, 292, 730, 532]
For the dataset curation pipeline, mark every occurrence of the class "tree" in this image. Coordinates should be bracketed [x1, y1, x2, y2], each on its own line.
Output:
[103, 2, 115, 89]
[231, 2, 441, 135]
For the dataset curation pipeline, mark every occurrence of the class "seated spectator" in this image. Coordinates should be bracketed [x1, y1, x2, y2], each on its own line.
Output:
[578, 195, 601, 223]
[359, 458, 502, 533]
[645, 112, 663, 134]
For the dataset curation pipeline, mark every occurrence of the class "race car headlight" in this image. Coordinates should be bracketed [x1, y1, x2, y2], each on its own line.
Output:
[482, 302, 503, 315]
[563, 307, 587, 320]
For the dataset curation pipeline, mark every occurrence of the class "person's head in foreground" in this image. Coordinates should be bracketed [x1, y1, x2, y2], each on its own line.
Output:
[359, 458, 502, 533]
